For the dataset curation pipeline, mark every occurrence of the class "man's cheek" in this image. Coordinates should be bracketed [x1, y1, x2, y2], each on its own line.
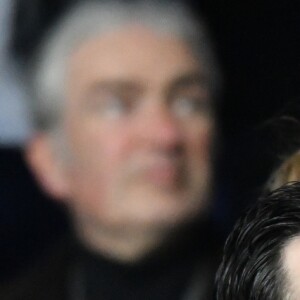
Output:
[195, 128, 213, 159]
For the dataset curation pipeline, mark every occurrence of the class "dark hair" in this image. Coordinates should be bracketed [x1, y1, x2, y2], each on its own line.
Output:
[215, 182, 300, 300]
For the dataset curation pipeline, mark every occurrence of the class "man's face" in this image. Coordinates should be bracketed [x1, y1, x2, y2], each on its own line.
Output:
[54, 26, 214, 233]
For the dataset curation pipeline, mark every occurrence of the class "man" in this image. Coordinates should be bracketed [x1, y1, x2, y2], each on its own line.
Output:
[216, 182, 300, 300]
[2, 1, 221, 299]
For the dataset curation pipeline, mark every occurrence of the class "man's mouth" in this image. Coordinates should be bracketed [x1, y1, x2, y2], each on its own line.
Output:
[141, 163, 181, 187]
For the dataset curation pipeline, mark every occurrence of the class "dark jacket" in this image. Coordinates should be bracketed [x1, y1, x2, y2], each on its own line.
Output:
[0, 225, 221, 300]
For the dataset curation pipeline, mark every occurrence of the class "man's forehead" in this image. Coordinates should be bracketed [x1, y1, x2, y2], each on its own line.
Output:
[66, 25, 204, 95]
[69, 25, 200, 70]
[70, 24, 192, 53]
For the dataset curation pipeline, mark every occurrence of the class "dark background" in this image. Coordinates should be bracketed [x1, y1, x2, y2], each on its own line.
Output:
[1, 0, 300, 281]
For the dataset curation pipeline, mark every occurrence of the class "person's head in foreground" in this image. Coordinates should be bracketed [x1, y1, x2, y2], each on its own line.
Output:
[26, 0, 220, 262]
[216, 182, 300, 300]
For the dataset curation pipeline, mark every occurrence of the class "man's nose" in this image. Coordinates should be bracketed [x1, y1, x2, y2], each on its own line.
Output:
[135, 103, 184, 150]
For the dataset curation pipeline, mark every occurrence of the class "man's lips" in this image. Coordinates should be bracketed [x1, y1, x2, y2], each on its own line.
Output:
[140, 164, 180, 187]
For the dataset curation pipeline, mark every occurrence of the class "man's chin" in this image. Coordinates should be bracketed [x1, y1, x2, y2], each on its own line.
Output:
[120, 197, 203, 229]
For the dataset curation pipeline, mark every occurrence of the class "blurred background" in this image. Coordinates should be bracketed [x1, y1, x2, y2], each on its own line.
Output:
[1, 0, 300, 282]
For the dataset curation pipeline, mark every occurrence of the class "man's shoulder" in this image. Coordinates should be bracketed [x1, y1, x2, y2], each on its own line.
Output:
[0, 238, 73, 300]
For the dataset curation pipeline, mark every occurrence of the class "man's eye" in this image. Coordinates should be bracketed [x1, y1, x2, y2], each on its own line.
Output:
[172, 96, 209, 117]
[88, 95, 130, 119]
[103, 96, 128, 118]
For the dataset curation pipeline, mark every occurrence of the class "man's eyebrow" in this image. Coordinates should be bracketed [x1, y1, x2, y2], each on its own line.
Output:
[170, 72, 209, 90]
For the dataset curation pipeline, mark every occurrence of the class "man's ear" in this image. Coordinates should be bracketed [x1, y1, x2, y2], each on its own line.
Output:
[25, 133, 70, 201]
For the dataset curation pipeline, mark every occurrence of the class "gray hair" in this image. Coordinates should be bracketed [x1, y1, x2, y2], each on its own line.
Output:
[30, 0, 220, 132]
